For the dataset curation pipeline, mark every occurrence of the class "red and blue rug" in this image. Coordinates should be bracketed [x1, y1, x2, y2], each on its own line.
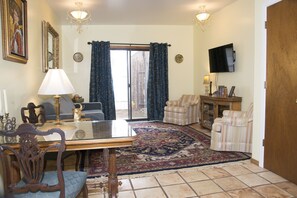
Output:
[87, 122, 250, 177]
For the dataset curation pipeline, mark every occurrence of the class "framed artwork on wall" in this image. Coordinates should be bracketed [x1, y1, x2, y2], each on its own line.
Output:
[1, 0, 28, 64]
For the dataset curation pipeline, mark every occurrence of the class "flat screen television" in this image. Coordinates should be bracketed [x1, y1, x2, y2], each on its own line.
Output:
[208, 43, 235, 73]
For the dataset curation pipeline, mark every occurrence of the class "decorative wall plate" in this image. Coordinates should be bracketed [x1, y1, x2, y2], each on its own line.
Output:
[73, 52, 83, 62]
[175, 54, 184, 63]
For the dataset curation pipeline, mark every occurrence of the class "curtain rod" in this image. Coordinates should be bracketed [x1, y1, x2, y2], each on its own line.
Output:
[87, 42, 171, 47]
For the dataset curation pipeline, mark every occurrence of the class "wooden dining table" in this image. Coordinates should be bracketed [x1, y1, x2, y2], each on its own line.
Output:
[1, 120, 136, 198]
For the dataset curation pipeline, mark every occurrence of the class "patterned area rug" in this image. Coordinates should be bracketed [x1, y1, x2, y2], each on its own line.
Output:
[87, 122, 250, 177]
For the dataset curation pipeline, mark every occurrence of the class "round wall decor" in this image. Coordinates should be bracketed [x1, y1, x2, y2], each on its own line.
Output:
[73, 52, 84, 62]
[175, 54, 184, 63]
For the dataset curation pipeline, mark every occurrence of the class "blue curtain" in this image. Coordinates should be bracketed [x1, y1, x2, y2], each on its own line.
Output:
[147, 43, 169, 120]
[89, 41, 116, 120]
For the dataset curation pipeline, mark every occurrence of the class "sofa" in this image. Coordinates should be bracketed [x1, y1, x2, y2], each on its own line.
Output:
[42, 95, 104, 121]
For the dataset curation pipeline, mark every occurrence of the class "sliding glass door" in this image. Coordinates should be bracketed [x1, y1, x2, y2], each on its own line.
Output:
[110, 48, 149, 120]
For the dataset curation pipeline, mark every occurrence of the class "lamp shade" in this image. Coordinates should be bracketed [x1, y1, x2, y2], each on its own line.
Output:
[203, 75, 210, 84]
[38, 69, 75, 95]
[196, 12, 210, 22]
[70, 10, 89, 20]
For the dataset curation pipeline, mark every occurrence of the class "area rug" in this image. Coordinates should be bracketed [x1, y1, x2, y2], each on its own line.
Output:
[87, 122, 250, 177]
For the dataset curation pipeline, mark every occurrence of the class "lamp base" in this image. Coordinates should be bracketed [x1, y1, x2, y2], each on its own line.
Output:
[205, 86, 209, 95]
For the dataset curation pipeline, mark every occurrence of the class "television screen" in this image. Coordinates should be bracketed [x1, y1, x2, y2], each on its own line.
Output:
[208, 43, 235, 73]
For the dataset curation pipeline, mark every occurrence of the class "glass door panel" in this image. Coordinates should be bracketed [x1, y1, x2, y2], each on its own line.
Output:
[111, 50, 149, 120]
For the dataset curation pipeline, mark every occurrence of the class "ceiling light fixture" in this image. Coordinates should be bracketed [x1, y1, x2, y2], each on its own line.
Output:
[196, 5, 210, 31]
[68, 1, 91, 33]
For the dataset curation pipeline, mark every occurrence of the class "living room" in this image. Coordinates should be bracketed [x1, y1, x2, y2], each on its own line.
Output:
[1, 0, 296, 196]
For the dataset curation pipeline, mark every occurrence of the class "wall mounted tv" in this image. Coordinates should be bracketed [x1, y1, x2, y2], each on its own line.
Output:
[208, 43, 235, 73]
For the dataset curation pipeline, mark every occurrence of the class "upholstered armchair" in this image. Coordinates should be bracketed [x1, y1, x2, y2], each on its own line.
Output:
[210, 103, 253, 153]
[163, 95, 200, 125]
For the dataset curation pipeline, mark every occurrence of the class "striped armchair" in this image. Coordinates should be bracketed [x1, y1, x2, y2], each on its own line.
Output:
[163, 95, 200, 125]
[210, 103, 253, 153]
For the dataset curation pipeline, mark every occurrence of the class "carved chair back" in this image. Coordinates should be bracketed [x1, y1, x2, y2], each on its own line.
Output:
[21, 102, 46, 124]
[0, 123, 66, 197]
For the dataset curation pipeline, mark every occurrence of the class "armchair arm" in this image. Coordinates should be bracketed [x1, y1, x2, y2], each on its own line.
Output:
[78, 102, 103, 111]
[166, 100, 180, 106]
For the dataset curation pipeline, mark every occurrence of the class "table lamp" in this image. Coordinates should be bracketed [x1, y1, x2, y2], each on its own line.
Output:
[203, 75, 212, 96]
[38, 69, 75, 125]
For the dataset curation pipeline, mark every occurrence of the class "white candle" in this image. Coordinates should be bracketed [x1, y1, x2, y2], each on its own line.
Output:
[3, 89, 8, 113]
[0, 90, 2, 115]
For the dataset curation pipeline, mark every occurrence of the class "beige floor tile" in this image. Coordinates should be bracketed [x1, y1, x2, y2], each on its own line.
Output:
[202, 167, 231, 179]
[200, 192, 231, 198]
[179, 170, 209, 182]
[236, 173, 270, 187]
[131, 176, 159, 189]
[276, 182, 297, 197]
[134, 187, 167, 198]
[163, 183, 197, 198]
[213, 176, 247, 191]
[156, 173, 185, 186]
[189, 180, 223, 196]
[258, 171, 287, 183]
[223, 165, 252, 176]
[119, 179, 132, 191]
[242, 162, 267, 173]
[253, 184, 294, 198]
[227, 188, 263, 198]
[118, 190, 136, 198]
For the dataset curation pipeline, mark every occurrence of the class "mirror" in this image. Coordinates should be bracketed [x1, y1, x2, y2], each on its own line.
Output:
[42, 21, 59, 72]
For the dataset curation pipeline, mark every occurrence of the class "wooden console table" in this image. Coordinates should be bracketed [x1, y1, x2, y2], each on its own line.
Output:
[200, 95, 242, 129]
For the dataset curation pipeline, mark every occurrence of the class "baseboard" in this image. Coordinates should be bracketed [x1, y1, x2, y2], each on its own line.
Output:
[250, 158, 259, 166]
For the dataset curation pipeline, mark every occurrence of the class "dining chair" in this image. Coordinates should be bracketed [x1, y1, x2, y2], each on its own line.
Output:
[0, 123, 88, 198]
[21, 102, 46, 124]
[21, 102, 80, 171]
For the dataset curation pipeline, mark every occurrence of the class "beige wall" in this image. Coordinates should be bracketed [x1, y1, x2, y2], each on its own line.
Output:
[194, 0, 257, 158]
[195, 0, 255, 111]
[61, 25, 195, 101]
[0, 0, 59, 195]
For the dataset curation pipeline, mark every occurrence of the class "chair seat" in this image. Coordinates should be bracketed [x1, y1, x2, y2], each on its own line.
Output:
[14, 171, 87, 198]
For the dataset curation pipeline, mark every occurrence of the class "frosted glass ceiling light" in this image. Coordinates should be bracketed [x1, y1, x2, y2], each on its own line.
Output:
[196, 5, 211, 31]
[68, 2, 91, 33]
[196, 12, 210, 22]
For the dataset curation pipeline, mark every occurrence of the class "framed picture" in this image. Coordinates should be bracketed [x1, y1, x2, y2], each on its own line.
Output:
[228, 86, 236, 97]
[1, 0, 28, 64]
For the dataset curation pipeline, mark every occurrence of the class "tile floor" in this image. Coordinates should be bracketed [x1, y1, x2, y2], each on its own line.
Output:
[85, 160, 297, 198]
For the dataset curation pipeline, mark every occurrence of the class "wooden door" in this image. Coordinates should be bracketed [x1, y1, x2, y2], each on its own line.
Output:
[265, 0, 297, 184]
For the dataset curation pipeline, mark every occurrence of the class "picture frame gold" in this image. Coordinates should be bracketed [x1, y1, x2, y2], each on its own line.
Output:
[1, 0, 28, 64]
[42, 21, 59, 72]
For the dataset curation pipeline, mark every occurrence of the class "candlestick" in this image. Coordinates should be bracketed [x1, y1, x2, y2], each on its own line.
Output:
[3, 89, 8, 113]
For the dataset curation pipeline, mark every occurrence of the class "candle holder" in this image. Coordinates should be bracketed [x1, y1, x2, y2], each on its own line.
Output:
[0, 113, 16, 131]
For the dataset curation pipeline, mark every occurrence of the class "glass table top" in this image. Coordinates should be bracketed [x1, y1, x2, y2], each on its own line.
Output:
[0, 120, 136, 144]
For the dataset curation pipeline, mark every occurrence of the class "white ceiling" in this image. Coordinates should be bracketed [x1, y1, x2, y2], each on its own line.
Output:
[45, 0, 237, 25]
